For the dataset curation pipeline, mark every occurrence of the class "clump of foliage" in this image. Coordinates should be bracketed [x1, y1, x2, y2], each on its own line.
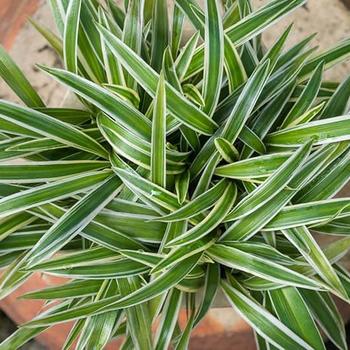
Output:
[1, 0, 350, 349]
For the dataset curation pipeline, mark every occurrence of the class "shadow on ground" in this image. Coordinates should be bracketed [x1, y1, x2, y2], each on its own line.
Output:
[0, 311, 46, 349]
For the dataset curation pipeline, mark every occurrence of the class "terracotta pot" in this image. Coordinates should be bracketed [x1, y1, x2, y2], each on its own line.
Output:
[0, 0, 39, 50]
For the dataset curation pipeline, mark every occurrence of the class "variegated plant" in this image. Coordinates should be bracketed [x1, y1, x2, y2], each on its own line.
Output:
[1, 0, 350, 349]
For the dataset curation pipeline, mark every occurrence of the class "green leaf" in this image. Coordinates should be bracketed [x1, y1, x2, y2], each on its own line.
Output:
[171, 4, 184, 58]
[28, 247, 117, 271]
[47, 0, 67, 35]
[151, 72, 167, 187]
[221, 144, 340, 241]
[266, 115, 350, 147]
[81, 302, 119, 350]
[288, 102, 325, 127]
[194, 263, 220, 326]
[74, 281, 117, 349]
[174, 295, 195, 350]
[36, 107, 92, 124]
[63, 320, 85, 350]
[30, 18, 63, 57]
[0, 161, 109, 183]
[192, 152, 221, 198]
[6, 138, 67, 153]
[296, 146, 350, 202]
[320, 75, 350, 118]
[0, 45, 44, 107]
[76, 2, 107, 83]
[161, 48, 201, 152]
[112, 166, 180, 211]
[150, 0, 169, 72]
[24, 175, 121, 267]
[98, 8, 125, 86]
[107, 197, 158, 216]
[261, 24, 292, 71]
[0, 100, 108, 158]
[226, 0, 305, 45]
[239, 126, 266, 155]
[0, 253, 31, 299]
[268, 287, 325, 350]
[221, 281, 314, 350]
[122, 0, 144, 88]
[151, 236, 214, 275]
[166, 182, 237, 247]
[226, 242, 295, 266]
[30, 203, 146, 250]
[175, 0, 204, 36]
[39, 66, 152, 140]
[154, 288, 182, 350]
[222, 60, 271, 144]
[182, 84, 205, 107]
[21, 280, 102, 300]
[215, 152, 289, 179]
[0, 119, 39, 138]
[202, 0, 224, 116]
[119, 250, 161, 268]
[0, 213, 35, 241]
[97, 24, 218, 135]
[153, 179, 227, 222]
[175, 170, 190, 205]
[24, 254, 201, 327]
[175, 31, 200, 81]
[226, 141, 312, 221]
[96, 210, 166, 244]
[275, 33, 317, 71]
[103, 84, 140, 107]
[190, 59, 270, 176]
[223, 1, 240, 28]
[39, 258, 149, 279]
[208, 244, 319, 289]
[223, 35, 247, 93]
[0, 171, 112, 218]
[265, 198, 350, 230]
[248, 79, 295, 140]
[281, 62, 324, 128]
[107, 0, 125, 28]
[118, 277, 153, 350]
[299, 38, 350, 80]
[300, 290, 347, 350]
[64, 0, 82, 73]
[214, 137, 239, 163]
[282, 227, 347, 297]
[162, 45, 182, 91]
[98, 114, 187, 174]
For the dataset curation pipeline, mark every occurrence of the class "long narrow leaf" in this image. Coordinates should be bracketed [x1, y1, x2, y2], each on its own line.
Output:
[151, 73, 167, 187]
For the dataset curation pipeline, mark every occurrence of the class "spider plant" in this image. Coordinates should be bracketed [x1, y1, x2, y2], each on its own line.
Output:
[1, 0, 350, 349]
